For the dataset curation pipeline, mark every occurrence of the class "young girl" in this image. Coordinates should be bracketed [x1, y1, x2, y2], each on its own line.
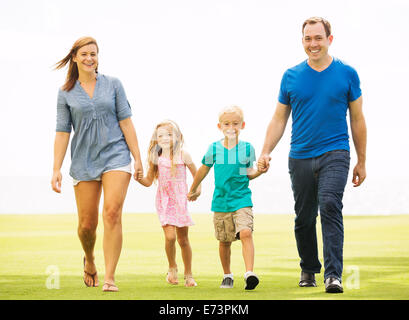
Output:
[138, 120, 200, 287]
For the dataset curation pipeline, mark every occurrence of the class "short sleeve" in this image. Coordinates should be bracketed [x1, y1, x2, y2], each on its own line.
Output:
[348, 68, 362, 102]
[246, 143, 256, 168]
[278, 71, 290, 105]
[114, 78, 132, 121]
[201, 143, 215, 167]
[55, 89, 72, 133]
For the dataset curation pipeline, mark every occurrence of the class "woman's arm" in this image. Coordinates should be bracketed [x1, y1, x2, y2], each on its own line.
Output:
[51, 132, 70, 193]
[119, 117, 144, 180]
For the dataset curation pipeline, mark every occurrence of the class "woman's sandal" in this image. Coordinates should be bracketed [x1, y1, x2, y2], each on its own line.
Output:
[166, 267, 179, 285]
[184, 275, 197, 287]
[83, 257, 99, 287]
[102, 282, 119, 292]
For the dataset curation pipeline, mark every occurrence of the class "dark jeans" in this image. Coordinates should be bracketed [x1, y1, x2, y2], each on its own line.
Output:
[288, 150, 350, 281]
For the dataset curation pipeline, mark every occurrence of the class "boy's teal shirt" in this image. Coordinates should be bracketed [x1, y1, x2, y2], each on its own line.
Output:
[202, 140, 256, 212]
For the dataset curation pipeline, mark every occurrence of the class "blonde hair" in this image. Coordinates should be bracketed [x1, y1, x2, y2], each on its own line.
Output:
[218, 105, 244, 122]
[54, 36, 99, 91]
[147, 120, 184, 182]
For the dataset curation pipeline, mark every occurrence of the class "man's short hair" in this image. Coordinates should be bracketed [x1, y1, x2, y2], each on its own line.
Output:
[302, 17, 332, 37]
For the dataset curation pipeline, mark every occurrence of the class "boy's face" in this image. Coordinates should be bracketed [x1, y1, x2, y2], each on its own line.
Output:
[218, 112, 245, 140]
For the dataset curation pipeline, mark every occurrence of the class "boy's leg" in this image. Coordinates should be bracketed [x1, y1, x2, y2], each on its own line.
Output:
[219, 241, 232, 274]
[234, 207, 255, 272]
[234, 208, 259, 290]
[239, 229, 254, 272]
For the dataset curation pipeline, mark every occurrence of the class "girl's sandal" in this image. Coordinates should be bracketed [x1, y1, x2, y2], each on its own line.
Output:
[102, 282, 119, 292]
[184, 275, 197, 287]
[166, 267, 178, 285]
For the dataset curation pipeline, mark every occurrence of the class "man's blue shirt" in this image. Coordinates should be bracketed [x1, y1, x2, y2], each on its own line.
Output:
[278, 57, 362, 159]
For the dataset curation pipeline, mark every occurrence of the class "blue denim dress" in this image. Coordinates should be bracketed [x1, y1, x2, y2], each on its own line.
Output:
[56, 74, 132, 181]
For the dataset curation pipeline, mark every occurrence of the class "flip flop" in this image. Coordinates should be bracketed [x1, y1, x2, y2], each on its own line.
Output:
[83, 257, 99, 287]
[103, 282, 119, 292]
[184, 275, 197, 287]
[166, 267, 178, 285]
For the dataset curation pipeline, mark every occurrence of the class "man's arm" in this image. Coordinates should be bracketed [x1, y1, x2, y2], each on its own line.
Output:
[258, 102, 291, 172]
[349, 96, 367, 187]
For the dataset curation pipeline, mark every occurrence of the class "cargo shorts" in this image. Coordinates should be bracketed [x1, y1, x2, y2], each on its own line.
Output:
[213, 207, 253, 242]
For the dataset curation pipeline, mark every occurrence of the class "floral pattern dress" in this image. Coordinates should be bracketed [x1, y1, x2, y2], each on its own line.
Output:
[156, 155, 194, 227]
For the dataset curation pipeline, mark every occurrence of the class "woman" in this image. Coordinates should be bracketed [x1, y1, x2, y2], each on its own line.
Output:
[51, 36, 143, 292]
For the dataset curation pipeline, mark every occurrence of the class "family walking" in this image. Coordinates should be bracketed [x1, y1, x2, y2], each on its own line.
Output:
[51, 17, 367, 294]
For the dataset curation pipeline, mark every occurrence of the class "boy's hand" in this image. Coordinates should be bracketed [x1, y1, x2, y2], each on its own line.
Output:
[257, 154, 271, 173]
[188, 186, 201, 201]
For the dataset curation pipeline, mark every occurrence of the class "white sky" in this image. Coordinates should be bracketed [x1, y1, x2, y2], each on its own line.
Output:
[0, 0, 408, 214]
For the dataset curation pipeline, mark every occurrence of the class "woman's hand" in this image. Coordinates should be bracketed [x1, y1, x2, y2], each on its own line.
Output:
[133, 160, 144, 181]
[51, 170, 62, 193]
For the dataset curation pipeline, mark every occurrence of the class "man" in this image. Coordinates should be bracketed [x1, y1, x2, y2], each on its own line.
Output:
[258, 17, 367, 293]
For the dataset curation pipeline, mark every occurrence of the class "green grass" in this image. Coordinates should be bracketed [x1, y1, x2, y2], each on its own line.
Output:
[0, 213, 409, 300]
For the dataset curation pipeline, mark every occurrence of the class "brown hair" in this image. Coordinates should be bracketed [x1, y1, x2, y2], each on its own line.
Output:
[147, 120, 184, 183]
[54, 36, 99, 91]
[302, 17, 331, 37]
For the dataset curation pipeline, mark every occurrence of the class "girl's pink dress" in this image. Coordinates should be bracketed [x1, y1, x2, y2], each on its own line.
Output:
[156, 155, 194, 227]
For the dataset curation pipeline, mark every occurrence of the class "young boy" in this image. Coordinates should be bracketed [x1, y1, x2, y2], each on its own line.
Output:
[188, 106, 263, 290]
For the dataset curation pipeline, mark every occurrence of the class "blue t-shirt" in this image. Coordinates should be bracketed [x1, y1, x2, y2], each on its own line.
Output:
[278, 57, 362, 159]
[56, 74, 132, 180]
[202, 140, 256, 212]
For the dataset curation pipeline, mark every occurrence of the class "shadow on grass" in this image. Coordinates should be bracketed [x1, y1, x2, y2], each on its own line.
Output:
[1, 257, 409, 300]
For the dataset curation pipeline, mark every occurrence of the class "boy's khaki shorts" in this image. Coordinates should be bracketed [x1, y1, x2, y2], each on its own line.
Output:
[213, 207, 253, 242]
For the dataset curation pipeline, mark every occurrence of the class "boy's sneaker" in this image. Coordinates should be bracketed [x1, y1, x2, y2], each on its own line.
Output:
[220, 276, 234, 288]
[244, 272, 259, 290]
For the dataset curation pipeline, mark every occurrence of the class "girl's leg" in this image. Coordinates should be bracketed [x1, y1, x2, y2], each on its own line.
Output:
[176, 227, 196, 286]
[101, 171, 131, 288]
[163, 225, 178, 284]
[176, 227, 192, 275]
[74, 181, 102, 287]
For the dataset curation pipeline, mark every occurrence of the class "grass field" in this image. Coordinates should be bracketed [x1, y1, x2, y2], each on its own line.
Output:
[0, 213, 409, 300]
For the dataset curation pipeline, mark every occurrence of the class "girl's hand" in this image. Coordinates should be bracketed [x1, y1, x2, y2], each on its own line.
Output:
[188, 186, 201, 201]
[51, 170, 62, 193]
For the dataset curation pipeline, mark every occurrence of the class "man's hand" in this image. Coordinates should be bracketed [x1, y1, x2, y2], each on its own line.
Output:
[352, 162, 366, 187]
[257, 154, 271, 173]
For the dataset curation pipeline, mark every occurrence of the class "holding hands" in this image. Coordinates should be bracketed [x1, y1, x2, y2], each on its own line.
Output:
[133, 160, 144, 181]
[187, 185, 201, 202]
[257, 154, 271, 173]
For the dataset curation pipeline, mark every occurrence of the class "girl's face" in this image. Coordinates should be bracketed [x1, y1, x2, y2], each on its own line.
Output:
[157, 126, 173, 150]
[73, 43, 98, 75]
